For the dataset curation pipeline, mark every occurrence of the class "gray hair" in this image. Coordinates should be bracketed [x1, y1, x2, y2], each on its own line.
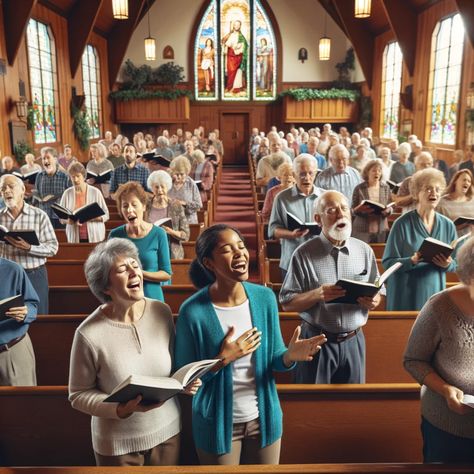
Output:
[147, 170, 172, 192]
[409, 168, 446, 200]
[328, 144, 349, 161]
[414, 151, 434, 168]
[397, 142, 412, 157]
[313, 190, 347, 215]
[191, 149, 205, 163]
[157, 136, 170, 147]
[84, 238, 141, 303]
[0, 174, 25, 191]
[293, 153, 318, 174]
[43, 147, 58, 158]
[456, 237, 474, 285]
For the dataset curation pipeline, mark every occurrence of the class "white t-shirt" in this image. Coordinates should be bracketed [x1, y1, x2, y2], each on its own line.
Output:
[213, 300, 259, 424]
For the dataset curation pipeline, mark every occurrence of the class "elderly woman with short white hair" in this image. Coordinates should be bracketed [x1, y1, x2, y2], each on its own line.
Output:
[404, 236, 474, 463]
[147, 170, 189, 260]
[168, 156, 202, 224]
[69, 238, 200, 466]
[382, 168, 457, 311]
[190, 149, 214, 204]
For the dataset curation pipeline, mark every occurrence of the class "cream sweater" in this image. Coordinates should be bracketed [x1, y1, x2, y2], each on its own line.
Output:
[68, 298, 181, 456]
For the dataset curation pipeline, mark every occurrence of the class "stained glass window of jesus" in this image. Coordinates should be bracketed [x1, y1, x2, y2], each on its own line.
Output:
[381, 42, 402, 140]
[428, 14, 464, 145]
[26, 19, 59, 144]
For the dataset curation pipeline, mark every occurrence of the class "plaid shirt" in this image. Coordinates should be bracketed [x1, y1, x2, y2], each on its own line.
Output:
[110, 164, 150, 193]
[0, 203, 58, 269]
[34, 169, 71, 221]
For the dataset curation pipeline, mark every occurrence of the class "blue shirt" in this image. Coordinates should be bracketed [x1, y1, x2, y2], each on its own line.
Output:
[0, 258, 39, 345]
[109, 164, 150, 193]
[108, 225, 171, 302]
[34, 170, 71, 221]
[315, 165, 362, 201]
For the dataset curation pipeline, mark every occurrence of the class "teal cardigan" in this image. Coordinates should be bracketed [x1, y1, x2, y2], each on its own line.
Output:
[174, 281, 294, 455]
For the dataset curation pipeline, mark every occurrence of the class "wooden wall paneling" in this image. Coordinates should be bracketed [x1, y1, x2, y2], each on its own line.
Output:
[67, 0, 103, 77]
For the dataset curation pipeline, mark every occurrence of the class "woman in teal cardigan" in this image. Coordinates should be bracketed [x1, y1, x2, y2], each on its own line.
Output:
[382, 168, 457, 311]
[174, 224, 326, 465]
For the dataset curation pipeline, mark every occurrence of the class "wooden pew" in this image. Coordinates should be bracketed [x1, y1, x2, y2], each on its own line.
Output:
[48, 284, 196, 314]
[0, 384, 423, 466]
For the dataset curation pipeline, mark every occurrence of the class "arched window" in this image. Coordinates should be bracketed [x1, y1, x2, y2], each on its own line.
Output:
[194, 0, 277, 101]
[381, 42, 402, 140]
[26, 19, 59, 144]
[428, 14, 464, 145]
[82, 45, 102, 139]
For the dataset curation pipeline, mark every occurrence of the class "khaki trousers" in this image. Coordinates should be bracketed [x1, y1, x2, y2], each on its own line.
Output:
[0, 333, 36, 386]
[197, 418, 281, 465]
[94, 433, 180, 466]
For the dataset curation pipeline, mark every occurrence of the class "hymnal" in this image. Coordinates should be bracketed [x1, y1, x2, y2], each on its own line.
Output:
[330, 262, 402, 305]
[13, 170, 39, 185]
[0, 294, 24, 321]
[287, 211, 321, 236]
[359, 200, 395, 214]
[194, 180, 203, 191]
[387, 180, 402, 194]
[153, 217, 172, 228]
[86, 170, 112, 184]
[104, 359, 220, 404]
[418, 232, 471, 263]
[0, 226, 40, 246]
[142, 153, 171, 168]
[51, 202, 105, 223]
[453, 216, 474, 227]
[462, 394, 474, 408]
[33, 193, 56, 203]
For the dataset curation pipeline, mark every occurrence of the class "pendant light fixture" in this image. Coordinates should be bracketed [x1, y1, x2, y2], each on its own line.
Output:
[144, 1, 156, 61]
[112, 0, 128, 20]
[319, 13, 331, 61]
[354, 0, 371, 18]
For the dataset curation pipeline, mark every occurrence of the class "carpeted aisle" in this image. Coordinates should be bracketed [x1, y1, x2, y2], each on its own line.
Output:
[213, 166, 259, 281]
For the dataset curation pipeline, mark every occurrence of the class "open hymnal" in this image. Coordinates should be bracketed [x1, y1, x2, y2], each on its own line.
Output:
[0, 225, 40, 246]
[359, 200, 396, 214]
[86, 170, 112, 184]
[194, 180, 203, 191]
[32, 193, 56, 203]
[462, 394, 474, 408]
[453, 216, 474, 227]
[104, 359, 220, 404]
[330, 262, 402, 305]
[387, 180, 403, 194]
[153, 217, 172, 228]
[418, 232, 471, 263]
[0, 294, 24, 321]
[287, 211, 321, 236]
[13, 170, 39, 185]
[51, 202, 105, 223]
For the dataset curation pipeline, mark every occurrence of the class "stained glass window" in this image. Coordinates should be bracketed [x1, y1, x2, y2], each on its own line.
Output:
[82, 45, 102, 139]
[381, 42, 402, 140]
[26, 19, 58, 144]
[428, 14, 464, 145]
[194, 0, 277, 101]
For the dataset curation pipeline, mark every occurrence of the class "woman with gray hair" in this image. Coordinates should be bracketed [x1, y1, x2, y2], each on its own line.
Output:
[403, 236, 474, 463]
[168, 155, 202, 224]
[190, 149, 214, 204]
[382, 168, 456, 310]
[68, 238, 200, 466]
[147, 170, 190, 259]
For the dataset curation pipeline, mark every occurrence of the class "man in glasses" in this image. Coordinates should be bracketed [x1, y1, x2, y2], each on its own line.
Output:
[279, 190, 383, 384]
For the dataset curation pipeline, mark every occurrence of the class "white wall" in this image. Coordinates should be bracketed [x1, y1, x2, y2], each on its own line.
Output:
[123, 0, 365, 84]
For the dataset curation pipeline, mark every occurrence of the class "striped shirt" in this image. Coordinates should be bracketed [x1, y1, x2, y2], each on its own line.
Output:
[315, 165, 362, 201]
[280, 232, 381, 333]
[0, 203, 58, 269]
[109, 164, 150, 193]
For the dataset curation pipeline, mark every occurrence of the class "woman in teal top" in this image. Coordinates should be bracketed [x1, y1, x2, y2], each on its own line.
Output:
[109, 182, 171, 302]
[174, 224, 326, 465]
[382, 169, 456, 311]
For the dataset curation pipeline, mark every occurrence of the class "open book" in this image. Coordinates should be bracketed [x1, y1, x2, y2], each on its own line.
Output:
[462, 394, 474, 408]
[153, 217, 172, 228]
[287, 211, 321, 236]
[104, 359, 220, 404]
[86, 170, 112, 184]
[194, 180, 203, 191]
[13, 170, 39, 184]
[387, 180, 403, 194]
[453, 216, 474, 227]
[330, 262, 402, 305]
[418, 232, 471, 263]
[0, 225, 40, 246]
[33, 193, 56, 203]
[359, 200, 395, 214]
[0, 295, 24, 321]
[51, 202, 105, 223]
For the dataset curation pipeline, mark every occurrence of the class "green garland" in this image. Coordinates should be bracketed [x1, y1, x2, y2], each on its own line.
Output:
[71, 104, 92, 151]
[278, 88, 360, 102]
[110, 88, 193, 102]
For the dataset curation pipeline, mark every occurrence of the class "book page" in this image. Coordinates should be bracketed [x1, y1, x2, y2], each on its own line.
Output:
[377, 262, 402, 287]
[172, 359, 219, 387]
[462, 394, 474, 408]
[450, 231, 471, 248]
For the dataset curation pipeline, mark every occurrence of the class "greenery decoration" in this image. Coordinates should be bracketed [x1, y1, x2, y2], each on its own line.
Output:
[120, 59, 185, 90]
[110, 88, 192, 102]
[333, 47, 356, 88]
[13, 140, 33, 166]
[71, 104, 91, 151]
[152, 62, 185, 85]
[27, 106, 35, 131]
[278, 88, 360, 102]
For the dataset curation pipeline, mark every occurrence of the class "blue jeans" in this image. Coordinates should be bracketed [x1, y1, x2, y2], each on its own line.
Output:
[421, 417, 474, 463]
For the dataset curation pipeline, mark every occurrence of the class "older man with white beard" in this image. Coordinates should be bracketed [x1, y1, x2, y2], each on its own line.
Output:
[279, 190, 383, 384]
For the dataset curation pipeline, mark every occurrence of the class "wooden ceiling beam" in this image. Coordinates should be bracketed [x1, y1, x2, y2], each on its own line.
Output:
[382, 0, 418, 77]
[454, 0, 474, 50]
[2, 0, 37, 66]
[107, 0, 147, 89]
[332, 0, 375, 89]
[317, 0, 348, 36]
[68, 0, 103, 77]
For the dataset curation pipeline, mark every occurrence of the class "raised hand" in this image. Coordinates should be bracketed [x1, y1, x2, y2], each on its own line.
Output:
[284, 326, 327, 365]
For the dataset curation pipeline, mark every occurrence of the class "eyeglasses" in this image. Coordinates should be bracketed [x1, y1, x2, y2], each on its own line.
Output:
[299, 171, 316, 179]
[422, 186, 441, 194]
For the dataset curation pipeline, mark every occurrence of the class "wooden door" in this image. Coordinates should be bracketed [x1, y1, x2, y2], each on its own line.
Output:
[220, 113, 248, 165]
